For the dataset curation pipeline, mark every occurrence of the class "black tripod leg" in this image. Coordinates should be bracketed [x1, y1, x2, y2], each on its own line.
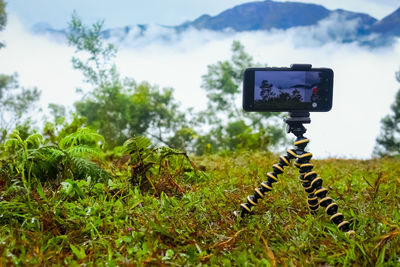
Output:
[292, 150, 321, 212]
[293, 137, 354, 234]
[234, 149, 297, 217]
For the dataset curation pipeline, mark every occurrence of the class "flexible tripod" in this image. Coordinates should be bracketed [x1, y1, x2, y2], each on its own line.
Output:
[234, 112, 354, 234]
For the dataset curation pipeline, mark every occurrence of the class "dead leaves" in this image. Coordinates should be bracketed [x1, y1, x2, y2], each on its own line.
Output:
[260, 234, 276, 267]
[212, 229, 245, 250]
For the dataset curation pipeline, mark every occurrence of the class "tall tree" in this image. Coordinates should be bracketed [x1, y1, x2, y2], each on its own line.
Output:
[0, 74, 41, 142]
[0, 0, 6, 49]
[197, 41, 285, 153]
[0, 2, 41, 142]
[260, 80, 274, 100]
[68, 14, 187, 148]
[374, 67, 400, 156]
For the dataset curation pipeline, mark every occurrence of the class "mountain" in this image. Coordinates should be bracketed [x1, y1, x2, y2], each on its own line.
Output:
[32, 22, 66, 35]
[178, 1, 376, 32]
[371, 7, 400, 36]
[32, 0, 400, 47]
[179, 1, 331, 31]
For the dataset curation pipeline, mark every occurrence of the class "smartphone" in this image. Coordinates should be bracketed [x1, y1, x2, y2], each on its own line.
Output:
[242, 67, 333, 112]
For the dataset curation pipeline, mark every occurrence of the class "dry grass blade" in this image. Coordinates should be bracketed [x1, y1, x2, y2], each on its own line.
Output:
[361, 176, 373, 188]
[260, 234, 276, 267]
[374, 228, 400, 250]
[212, 229, 245, 249]
[373, 172, 383, 198]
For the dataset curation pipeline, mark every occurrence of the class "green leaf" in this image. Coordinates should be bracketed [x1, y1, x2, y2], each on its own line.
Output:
[72, 181, 85, 198]
[124, 136, 152, 154]
[36, 183, 47, 200]
[70, 244, 86, 260]
[60, 128, 104, 149]
[60, 181, 74, 197]
[162, 249, 174, 260]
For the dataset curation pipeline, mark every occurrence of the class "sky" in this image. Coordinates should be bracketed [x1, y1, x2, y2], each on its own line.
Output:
[6, 0, 400, 29]
[1, 0, 400, 159]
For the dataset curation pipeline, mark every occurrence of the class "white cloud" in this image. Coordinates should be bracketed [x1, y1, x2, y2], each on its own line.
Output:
[0, 15, 84, 111]
[0, 15, 399, 159]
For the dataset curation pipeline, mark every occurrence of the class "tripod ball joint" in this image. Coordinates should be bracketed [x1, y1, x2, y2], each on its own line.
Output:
[293, 138, 310, 150]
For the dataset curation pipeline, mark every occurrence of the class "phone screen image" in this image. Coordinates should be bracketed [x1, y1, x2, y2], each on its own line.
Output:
[254, 70, 324, 110]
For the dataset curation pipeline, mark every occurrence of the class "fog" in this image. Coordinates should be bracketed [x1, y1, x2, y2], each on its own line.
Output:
[0, 15, 399, 158]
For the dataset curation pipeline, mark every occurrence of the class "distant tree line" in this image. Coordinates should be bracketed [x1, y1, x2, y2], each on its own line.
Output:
[259, 80, 302, 102]
[1, 3, 399, 157]
[0, 0, 41, 143]
[0, 8, 286, 155]
[44, 13, 285, 155]
[375, 67, 400, 157]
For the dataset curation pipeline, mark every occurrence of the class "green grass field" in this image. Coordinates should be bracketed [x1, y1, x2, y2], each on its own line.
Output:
[1, 150, 400, 266]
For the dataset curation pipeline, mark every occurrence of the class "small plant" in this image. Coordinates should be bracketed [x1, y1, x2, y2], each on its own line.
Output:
[124, 136, 206, 196]
[2, 128, 110, 188]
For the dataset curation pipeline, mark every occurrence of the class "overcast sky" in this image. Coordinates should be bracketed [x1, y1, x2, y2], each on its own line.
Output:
[6, 0, 400, 29]
[1, 1, 400, 159]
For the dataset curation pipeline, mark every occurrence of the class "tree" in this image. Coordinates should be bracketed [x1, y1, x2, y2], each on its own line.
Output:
[0, 1, 41, 143]
[0, 74, 41, 143]
[202, 41, 252, 119]
[374, 68, 400, 156]
[197, 41, 285, 154]
[0, 0, 6, 49]
[291, 89, 302, 102]
[68, 14, 188, 149]
[260, 80, 274, 100]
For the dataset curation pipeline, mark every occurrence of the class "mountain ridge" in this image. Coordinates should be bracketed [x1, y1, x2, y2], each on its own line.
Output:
[179, 1, 368, 31]
[32, 0, 400, 47]
[371, 7, 400, 36]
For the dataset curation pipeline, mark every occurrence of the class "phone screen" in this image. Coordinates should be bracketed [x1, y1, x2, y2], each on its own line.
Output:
[243, 68, 333, 112]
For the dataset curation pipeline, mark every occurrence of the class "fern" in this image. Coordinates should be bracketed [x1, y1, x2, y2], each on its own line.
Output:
[123, 136, 155, 187]
[3, 129, 110, 184]
[66, 145, 104, 161]
[124, 136, 151, 151]
[68, 157, 110, 181]
[25, 133, 43, 149]
[26, 146, 66, 182]
[59, 128, 104, 149]
[39, 146, 66, 161]
[5, 138, 22, 152]
[122, 136, 203, 195]
[0, 161, 9, 180]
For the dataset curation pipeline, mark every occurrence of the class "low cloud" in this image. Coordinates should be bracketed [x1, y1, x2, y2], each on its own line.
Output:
[0, 15, 84, 109]
[0, 14, 399, 158]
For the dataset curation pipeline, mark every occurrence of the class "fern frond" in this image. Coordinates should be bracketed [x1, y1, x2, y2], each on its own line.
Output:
[0, 164, 8, 178]
[8, 130, 23, 142]
[68, 157, 110, 182]
[66, 145, 104, 161]
[25, 133, 43, 149]
[124, 136, 152, 154]
[26, 146, 66, 181]
[41, 146, 66, 161]
[158, 146, 182, 156]
[59, 128, 105, 149]
[28, 146, 64, 162]
[4, 138, 21, 151]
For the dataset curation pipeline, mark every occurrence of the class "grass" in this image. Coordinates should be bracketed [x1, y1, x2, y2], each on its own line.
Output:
[1, 150, 400, 266]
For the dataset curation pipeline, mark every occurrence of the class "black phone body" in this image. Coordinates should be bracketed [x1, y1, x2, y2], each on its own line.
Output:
[243, 67, 333, 112]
